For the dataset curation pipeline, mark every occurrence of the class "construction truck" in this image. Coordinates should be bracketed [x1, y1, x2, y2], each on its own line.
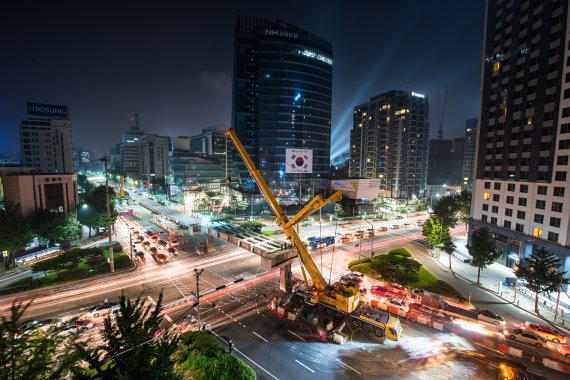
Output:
[226, 128, 402, 342]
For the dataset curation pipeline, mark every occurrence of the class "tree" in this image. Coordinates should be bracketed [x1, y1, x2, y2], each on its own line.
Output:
[442, 232, 457, 270]
[515, 247, 566, 313]
[431, 195, 459, 229]
[466, 228, 502, 284]
[456, 190, 472, 231]
[334, 203, 344, 218]
[0, 301, 81, 379]
[61, 214, 82, 242]
[196, 199, 210, 213]
[30, 210, 68, 246]
[173, 332, 254, 380]
[0, 203, 34, 270]
[422, 217, 444, 251]
[78, 185, 118, 234]
[77, 292, 178, 379]
[240, 221, 264, 233]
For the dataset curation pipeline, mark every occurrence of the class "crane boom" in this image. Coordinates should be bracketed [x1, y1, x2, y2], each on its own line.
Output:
[225, 128, 328, 291]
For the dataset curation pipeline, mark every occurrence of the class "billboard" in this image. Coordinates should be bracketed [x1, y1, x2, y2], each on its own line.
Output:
[285, 149, 313, 173]
[27, 102, 69, 119]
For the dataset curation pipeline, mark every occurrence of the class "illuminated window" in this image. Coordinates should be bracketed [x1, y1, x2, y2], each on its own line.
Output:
[493, 61, 501, 72]
[483, 192, 490, 200]
[527, 117, 532, 125]
[532, 227, 543, 238]
[502, 107, 508, 116]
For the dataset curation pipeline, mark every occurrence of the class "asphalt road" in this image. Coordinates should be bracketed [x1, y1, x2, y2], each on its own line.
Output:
[2, 197, 569, 379]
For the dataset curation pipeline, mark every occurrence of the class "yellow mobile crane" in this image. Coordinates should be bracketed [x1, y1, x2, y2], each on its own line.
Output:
[225, 128, 360, 313]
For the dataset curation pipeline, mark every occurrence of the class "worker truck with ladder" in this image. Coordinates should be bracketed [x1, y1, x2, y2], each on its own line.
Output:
[225, 128, 402, 343]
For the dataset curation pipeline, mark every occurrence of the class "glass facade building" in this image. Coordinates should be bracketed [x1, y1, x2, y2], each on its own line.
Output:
[232, 16, 333, 192]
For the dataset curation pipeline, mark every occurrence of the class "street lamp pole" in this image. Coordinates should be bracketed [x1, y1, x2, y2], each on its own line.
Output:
[194, 268, 204, 331]
[362, 217, 375, 257]
[101, 156, 114, 273]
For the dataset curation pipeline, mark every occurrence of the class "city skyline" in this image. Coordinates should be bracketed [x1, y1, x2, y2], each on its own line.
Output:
[0, 0, 484, 158]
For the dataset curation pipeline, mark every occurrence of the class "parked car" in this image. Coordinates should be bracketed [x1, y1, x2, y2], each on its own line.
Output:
[521, 321, 566, 343]
[557, 344, 570, 358]
[354, 230, 364, 239]
[339, 235, 351, 244]
[503, 327, 547, 348]
[387, 298, 409, 313]
[391, 225, 400, 230]
[364, 229, 374, 238]
[136, 251, 145, 258]
[87, 302, 119, 319]
[149, 247, 158, 255]
[478, 309, 506, 326]
[414, 221, 424, 226]
[402, 223, 410, 228]
[387, 283, 407, 296]
[156, 253, 169, 263]
[167, 247, 176, 255]
[370, 285, 389, 297]
[17, 319, 56, 337]
[377, 226, 388, 232]
[56, 319, 94, 337]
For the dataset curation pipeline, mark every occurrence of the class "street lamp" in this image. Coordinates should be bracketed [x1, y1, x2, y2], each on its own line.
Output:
[101, 155, 114, 273]
[194, 268, 205, 331]
[362, 217, 375, 257]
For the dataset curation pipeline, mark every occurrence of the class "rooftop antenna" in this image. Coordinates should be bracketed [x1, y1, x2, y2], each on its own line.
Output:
[438, 86, 448, 140]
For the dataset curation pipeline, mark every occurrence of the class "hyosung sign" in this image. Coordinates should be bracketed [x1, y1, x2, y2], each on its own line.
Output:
[27, 102, 69, 119]
[285, 149, 313, 173]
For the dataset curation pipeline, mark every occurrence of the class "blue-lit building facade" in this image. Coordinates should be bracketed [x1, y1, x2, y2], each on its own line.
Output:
[232, 16, 333, 194]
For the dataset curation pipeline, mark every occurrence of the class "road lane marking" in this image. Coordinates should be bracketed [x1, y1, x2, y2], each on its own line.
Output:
[288, 330, 306, 342]
[337, 359, 361, 374]
[253, 332, 268, 342]
[295, 359, 315, 373]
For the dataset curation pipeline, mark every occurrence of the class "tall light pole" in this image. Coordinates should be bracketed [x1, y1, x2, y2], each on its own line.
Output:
[101, 156, 114, 273]
[194, 268, 204, 331]
[362, 217, 375, 257]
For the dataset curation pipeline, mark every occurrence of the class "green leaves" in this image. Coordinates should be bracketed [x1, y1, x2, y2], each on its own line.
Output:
[370, 254, 421, 286]
[516, 247, 566, 312]
[466, 228, 502, 283]
[0, 203, 34, 269]
[240, 221, 264, 233]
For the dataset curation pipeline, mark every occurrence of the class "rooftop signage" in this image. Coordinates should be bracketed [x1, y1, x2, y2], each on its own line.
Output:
[27, 102, 69, 119]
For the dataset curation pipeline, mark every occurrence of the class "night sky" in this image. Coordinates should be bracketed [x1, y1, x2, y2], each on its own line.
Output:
[0, 0, 485, 160]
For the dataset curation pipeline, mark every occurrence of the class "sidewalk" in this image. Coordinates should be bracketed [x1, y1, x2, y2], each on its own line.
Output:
[432, 232, 570, 331]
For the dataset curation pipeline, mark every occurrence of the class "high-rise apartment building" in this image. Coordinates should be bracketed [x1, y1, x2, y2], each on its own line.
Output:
[121, 114, 144, 180]
[20, 102, 73, 174]
[462, 118, 478, 189]
[349, 90, 430, 201]
[142, 134, 169, 183]
[471, 0, 570, 271]
[232, 16, 333, 191]
[427, 138, 465, 186]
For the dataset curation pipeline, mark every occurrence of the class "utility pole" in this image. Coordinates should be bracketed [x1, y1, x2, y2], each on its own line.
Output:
[362, 217, 374, 257]
[513, 241, 521, 304]
[101, 156, 114, 272]
[554, 277, 563, 322]
[194, 268, 204, 331]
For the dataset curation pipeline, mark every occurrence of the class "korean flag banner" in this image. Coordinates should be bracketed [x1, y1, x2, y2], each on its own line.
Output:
[285, 149, 313, 173]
